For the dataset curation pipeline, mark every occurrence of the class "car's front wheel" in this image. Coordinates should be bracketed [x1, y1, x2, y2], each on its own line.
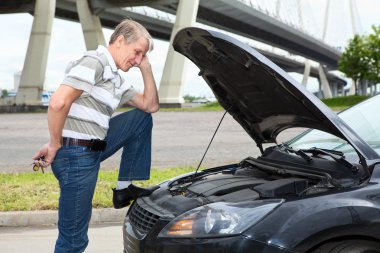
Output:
[311, 240, 380, 253]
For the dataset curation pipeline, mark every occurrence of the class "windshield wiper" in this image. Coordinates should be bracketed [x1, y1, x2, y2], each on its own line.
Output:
[244, 157, 343, 188]
[306, 148, 344, 156]
[280, 144, 313, 162]
[299, 147, 359, 173]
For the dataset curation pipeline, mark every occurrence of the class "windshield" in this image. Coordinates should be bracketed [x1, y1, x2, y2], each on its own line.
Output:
[288, 95, 380, 156]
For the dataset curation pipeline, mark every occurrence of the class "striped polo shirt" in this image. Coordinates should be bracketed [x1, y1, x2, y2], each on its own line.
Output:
[61, 45, 138, 140]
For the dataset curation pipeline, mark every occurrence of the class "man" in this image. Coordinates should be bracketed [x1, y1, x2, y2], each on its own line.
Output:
[32, 19, 159, 252]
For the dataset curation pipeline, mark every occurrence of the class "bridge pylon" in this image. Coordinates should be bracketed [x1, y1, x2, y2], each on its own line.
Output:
[77, 0, 106, 50]
[158, 0, 199, 107]
[15, 0, 56, 105]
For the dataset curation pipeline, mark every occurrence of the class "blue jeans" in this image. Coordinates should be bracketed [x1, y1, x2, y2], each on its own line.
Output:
[51, 109, 153, 253]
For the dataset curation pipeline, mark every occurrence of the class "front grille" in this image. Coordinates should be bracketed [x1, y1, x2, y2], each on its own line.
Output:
[129, 201, 160, 233]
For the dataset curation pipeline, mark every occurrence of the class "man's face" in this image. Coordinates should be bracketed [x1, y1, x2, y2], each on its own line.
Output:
[115, 36, 149, 72]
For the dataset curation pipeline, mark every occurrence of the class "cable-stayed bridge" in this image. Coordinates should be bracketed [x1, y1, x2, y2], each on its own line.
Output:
[0, 0, 363, 106]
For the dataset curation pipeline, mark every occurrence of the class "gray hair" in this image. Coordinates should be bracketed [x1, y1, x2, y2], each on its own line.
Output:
[109, 19, 154, 51]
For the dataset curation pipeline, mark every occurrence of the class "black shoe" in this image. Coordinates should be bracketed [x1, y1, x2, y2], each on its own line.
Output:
[112, 184, 159, 209]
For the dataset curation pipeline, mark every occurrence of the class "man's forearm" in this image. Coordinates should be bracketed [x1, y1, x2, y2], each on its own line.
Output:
[140, 65, 159, 112]
[47, 105, 70, 147]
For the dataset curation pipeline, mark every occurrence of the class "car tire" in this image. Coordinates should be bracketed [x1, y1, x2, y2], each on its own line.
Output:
[311, 240, 380, 253]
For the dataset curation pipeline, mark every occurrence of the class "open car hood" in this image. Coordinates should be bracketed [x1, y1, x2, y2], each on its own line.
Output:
[173, 27, 379, 160]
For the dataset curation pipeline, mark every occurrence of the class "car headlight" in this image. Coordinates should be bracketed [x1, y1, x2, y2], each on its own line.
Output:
[158, 199, 283, 238]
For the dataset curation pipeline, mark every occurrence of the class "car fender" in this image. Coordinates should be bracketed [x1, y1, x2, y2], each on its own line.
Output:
[243, 189, 380, 252]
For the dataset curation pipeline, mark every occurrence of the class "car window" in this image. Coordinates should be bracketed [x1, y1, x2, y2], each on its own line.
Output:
[288, 95, 380, 155]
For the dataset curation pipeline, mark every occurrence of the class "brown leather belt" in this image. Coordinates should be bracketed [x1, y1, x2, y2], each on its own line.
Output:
[62, 137, 107, 151]
[62, 137, 92, 147]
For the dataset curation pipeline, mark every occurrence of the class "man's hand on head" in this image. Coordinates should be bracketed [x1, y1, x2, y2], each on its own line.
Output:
[138, 55, 151, 71]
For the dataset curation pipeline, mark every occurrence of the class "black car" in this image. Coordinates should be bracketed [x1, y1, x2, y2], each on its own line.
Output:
[122, 27, 380, 253]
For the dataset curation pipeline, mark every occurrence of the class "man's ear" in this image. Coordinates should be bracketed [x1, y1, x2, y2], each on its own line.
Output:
[115, 35, 125, 47]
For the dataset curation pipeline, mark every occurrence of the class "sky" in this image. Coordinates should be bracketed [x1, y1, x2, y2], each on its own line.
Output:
[0, 0, 379, 97]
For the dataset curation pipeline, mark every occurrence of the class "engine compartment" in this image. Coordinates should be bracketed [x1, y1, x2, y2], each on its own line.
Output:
[143, 161, 327, 218]
[142, 146, 363, 217]
[168, 163, 326, 202]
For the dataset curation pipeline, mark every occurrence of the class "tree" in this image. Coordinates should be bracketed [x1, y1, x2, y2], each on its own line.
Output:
[365, 25, 380, 85]
[338, 34, 369, 95]
[183, 94, 204, 103]
[1, 89, 8, 98]
[339, 25, 380, 95]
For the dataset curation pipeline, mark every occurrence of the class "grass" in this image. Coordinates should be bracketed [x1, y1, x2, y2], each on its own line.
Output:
[321, 95, 369, 111]
[0, 167, 196, 212]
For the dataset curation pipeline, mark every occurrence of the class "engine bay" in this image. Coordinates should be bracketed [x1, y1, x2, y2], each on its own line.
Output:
[168, 161, 330, 203]
[140, 146, 365, 218]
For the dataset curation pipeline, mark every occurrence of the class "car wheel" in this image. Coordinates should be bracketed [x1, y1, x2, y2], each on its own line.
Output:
[311, 240, 380, 253]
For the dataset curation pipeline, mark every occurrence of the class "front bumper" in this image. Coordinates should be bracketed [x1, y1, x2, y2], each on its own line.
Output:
[123, 216, 293, 253]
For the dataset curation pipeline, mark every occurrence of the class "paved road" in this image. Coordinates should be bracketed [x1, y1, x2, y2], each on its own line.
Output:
[0, 111, 304, 252]
[0, 111, 303, 173]
[0, 223, 124, 253]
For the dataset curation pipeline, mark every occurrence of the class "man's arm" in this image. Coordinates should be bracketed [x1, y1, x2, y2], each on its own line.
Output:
[33, 85, 83, 166]
[127, 55, 159, 113]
